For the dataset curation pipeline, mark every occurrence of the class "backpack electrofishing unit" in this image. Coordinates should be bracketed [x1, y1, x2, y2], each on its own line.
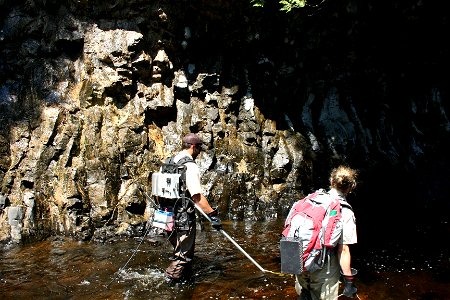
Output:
[151, 156, 194, 231]
[280, 189, 348, 274]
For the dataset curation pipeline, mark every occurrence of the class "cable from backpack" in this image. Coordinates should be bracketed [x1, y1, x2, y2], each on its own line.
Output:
[165, 196, 183, 241]
[139, 186, 158, 208]
[105, 215, 153, 288]
[336, 293, 362, 300]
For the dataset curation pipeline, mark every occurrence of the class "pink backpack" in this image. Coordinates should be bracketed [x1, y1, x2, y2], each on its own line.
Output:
[281, 189, 344, 273]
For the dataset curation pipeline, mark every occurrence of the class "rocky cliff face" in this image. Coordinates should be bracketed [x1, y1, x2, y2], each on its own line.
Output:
[0, 0, 448, 244]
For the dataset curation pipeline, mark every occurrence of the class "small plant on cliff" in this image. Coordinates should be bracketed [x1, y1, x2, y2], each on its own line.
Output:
[251, 0, 307, 12]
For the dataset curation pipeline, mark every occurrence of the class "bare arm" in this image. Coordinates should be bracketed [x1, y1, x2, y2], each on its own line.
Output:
[338, 243, 352, 275]
[191, 193, 214, 214]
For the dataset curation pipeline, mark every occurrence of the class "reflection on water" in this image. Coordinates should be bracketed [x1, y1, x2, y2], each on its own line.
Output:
[1, 219, 449, 300]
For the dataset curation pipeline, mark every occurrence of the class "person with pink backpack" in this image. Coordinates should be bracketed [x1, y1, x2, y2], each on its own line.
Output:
[283, 165, 359, 300]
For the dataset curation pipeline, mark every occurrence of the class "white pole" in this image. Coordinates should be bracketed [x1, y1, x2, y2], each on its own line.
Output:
[193, 203, 267, 273]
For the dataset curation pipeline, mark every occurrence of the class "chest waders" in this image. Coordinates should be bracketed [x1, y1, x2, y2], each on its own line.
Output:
[160, 156, 197, 283]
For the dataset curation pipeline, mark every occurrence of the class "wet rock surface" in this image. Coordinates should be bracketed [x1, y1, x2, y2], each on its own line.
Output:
[0, 0, 448, 247]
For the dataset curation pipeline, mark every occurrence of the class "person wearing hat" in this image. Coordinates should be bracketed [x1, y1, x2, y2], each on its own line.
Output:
[163, 133, 222, 285]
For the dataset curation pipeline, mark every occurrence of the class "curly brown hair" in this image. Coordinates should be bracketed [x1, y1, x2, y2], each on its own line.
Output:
[329, 165, 358, 193]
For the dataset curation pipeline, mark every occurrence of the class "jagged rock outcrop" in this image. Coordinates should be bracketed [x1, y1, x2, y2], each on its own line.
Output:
[0, 0, 448, 244]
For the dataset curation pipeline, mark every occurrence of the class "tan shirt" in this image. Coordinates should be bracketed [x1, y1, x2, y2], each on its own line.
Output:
[329, 188, 357, 245]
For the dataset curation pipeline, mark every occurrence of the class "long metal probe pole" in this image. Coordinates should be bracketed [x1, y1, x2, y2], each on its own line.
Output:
[193, 202, 267, 273]
[218, 227, 267, 273]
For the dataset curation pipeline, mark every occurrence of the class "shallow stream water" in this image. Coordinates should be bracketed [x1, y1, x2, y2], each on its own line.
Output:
[1, 219, 449, 299]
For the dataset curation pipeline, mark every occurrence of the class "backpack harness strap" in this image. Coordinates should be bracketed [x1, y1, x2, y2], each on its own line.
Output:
[165, 156, 194, 207]
[341, 201, 353, 211]
[171, 156, 194, 195]
[161, 156, 196, 230]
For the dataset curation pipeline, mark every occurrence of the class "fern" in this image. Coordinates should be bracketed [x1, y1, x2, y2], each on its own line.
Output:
[250, 0, 265, 8]
[251, 0, 307, 12]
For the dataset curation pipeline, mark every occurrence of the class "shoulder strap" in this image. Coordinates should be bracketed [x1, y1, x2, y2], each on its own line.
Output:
[318, 189, 353, 211]
[340, 201, 353, 211]
[176, 156, 194, 165]
[163, 156, 193, 166]
[173, 156, 194, 196]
